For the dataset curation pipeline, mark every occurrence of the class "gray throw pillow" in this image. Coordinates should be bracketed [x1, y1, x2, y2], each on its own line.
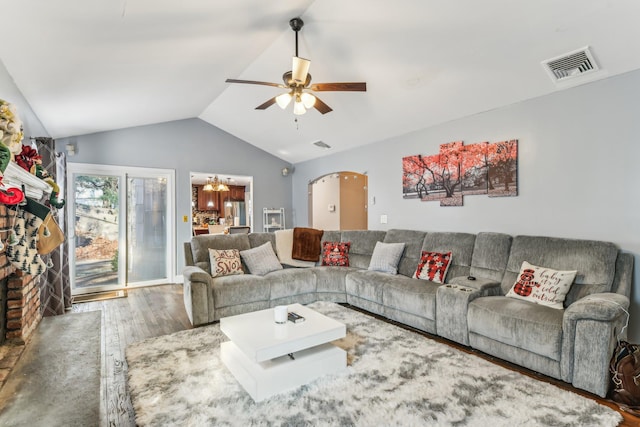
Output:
[368, 241, 406, 275]
[240, 242, 283, 276]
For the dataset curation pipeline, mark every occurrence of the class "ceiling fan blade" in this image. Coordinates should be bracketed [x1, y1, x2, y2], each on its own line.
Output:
[313, 96, 333, 115]
[226, 79, 287, 89]
[292, 57, 311, 85]
[310, 82, 367, 92]
[255, 97, 277, 110]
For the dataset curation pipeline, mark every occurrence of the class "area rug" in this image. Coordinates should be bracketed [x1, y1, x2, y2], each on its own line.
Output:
[126, 302, 621, 426]
[0, 311, 101, 426]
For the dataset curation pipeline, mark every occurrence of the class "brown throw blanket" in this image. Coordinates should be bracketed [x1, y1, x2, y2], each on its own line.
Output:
[292, 227, 324, 261]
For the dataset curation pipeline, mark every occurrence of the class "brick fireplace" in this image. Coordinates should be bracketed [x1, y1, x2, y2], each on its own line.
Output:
[5, 271, 42, 342]
[0, 204, 43, 385]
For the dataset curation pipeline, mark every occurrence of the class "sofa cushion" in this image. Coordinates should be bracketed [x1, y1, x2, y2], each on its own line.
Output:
[421, 232, 476, 280]
[413, 251, 452, 284]
[312, 266, 359, 294]
[368, 241, 405, 274]
[383, 275, 440, 321]
[505, 261, 577, 309]
[322, 241, 351, 267]
[263, 268, 317, 300]
[248, 232, 276, 250]
[468, 296, 564, 361]
[502, 236, 618, 305]
[383, 229, 427, 277]
[240, 242, 283, 276]
[345, 270, 387, 304]
[191, 234, 251, 274]
[212, 274, 270, 308]
[469, 232, 512, 282]
[341, 230, 386, 269]
[208, 248, 244, 278]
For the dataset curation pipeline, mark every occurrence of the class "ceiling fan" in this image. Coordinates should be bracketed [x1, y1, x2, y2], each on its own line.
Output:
[225, 17, 366, 115]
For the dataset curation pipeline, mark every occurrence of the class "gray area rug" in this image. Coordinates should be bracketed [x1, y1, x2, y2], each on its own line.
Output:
[0, 310, 101, 427]
[126, 302, 621, 426]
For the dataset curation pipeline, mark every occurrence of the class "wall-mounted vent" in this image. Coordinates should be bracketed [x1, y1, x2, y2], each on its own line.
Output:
[542, 46, 599, 83]
[313, 140, 331, 149]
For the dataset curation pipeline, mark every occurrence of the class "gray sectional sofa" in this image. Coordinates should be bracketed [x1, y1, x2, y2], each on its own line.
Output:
[182, 229, 634, 398]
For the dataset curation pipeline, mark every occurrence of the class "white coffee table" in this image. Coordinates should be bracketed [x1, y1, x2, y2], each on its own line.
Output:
[220, 303, 347, 402]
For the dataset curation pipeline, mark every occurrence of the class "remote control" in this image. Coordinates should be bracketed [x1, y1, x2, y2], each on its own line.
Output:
[288, 312, 305, 323]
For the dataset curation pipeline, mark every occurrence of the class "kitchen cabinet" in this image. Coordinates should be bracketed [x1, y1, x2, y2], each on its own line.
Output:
[197, 185, 219, 211]
[228, 185, 245, 202]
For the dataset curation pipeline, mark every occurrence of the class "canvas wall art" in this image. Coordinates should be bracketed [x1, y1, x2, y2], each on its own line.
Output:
[402, 139, 518, 206]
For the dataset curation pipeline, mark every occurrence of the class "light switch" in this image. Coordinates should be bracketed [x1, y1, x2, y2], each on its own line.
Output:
[183, 215, 188, 223]
[380, 214, 388, 224]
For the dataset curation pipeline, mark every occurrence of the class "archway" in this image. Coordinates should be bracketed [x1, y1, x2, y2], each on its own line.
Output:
[308, 171, 368, 230]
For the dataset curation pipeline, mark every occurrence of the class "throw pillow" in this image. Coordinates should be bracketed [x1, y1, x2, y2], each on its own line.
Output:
[321, 241, 351, 267]
[208, 248, 244, 278]
[368, 241, 406, 274]
[506, 261, 577, 309]
[240, 242, 283, 276]
[413, 251, 453, 284]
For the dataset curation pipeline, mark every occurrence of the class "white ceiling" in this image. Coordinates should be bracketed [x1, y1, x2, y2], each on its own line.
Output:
[2, 1, 640, 163]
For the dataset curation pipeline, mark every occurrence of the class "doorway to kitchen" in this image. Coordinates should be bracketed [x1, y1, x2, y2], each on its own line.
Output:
[67, 163, 175, 295]
[190, 173, 253, 234]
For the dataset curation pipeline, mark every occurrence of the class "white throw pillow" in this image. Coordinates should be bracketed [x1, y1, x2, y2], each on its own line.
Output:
[240, 242, 283, 276]
[506, 261, 577, 309]
[368, 241, 406, 275]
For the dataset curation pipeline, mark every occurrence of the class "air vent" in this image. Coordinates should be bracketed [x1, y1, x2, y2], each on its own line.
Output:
[313, 141, 331, 149]
[542, 46, 599, 83]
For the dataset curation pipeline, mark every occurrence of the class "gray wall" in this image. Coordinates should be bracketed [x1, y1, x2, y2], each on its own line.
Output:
[59, 118, 293, 275]
[292, 69, 640, 341]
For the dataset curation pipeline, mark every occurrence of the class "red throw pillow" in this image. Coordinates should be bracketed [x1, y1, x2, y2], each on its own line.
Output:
[322, 241, 351, 267]
[413, 251, 452, 284]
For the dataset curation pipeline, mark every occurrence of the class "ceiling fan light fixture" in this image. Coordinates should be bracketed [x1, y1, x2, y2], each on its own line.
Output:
[300, 92, 316, 108]
[292, 57, 310, 84]
[275, 92, 293, 109]
[293, 97, 306, 115]
[225, 17, 366, 116]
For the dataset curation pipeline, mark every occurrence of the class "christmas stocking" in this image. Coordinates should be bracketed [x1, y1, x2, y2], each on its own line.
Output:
[6, 205, 47, 276]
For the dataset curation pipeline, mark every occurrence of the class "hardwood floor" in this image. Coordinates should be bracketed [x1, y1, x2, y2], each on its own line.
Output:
[72, 284, 192, 427]
[74, 284, 638, 427]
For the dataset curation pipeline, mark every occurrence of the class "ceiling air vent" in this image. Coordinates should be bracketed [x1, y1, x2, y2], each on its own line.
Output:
[542, 46, 599, 84]
[313, 140, 331, 149]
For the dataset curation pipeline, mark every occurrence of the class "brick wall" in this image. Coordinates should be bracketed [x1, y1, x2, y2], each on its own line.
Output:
[0, 205, 42, 344]
[5, 272, 41, 343]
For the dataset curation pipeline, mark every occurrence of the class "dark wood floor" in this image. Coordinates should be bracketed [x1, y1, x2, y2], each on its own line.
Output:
[73, 284, 638, 427]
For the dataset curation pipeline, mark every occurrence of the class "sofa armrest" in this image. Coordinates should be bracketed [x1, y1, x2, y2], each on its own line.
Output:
[561, 293, 630, 396]
[564, 292, 630, 322]
[183, 266, 213, 327]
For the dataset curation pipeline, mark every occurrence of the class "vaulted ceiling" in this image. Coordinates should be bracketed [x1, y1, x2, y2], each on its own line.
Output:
[2, 1, 640, 163]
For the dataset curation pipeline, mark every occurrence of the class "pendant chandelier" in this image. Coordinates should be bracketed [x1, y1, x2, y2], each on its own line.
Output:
[203, 176, 229, 192]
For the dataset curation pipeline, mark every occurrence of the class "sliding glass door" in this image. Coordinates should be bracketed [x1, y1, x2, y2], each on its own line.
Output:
[68, 164, 175, 294]
[126, 174, 169, 283]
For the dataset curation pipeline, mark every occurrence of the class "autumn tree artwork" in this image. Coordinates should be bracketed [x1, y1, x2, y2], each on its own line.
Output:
[402, 140, 518, 206]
